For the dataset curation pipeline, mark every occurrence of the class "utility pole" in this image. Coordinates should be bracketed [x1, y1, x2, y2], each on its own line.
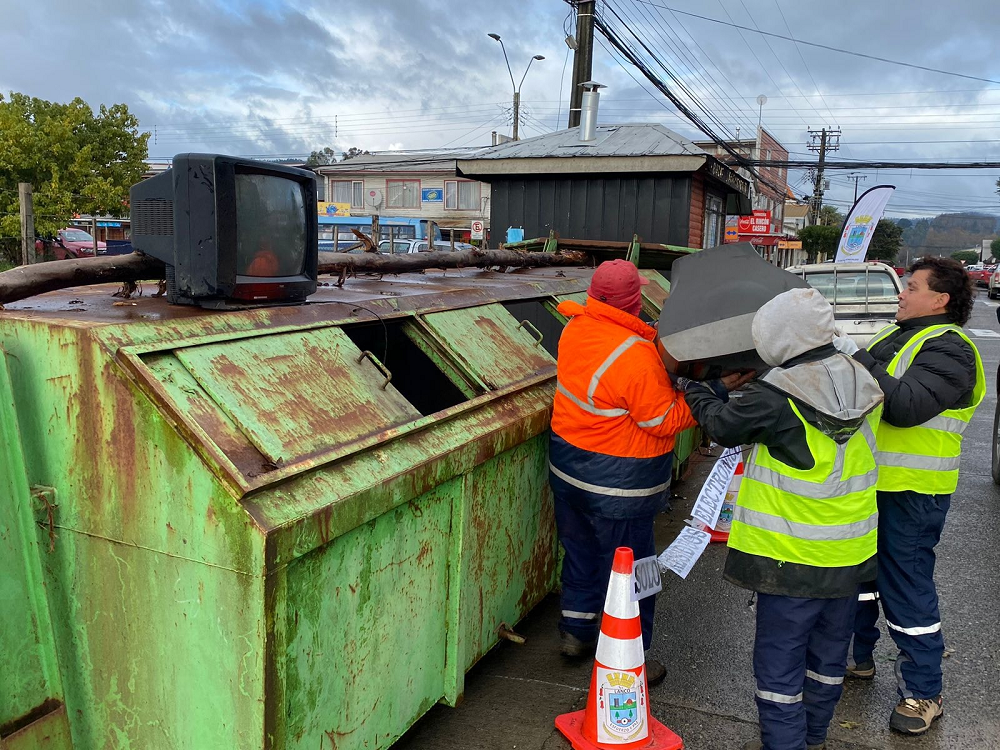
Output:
[488, 34, 543, 141]
[848, 172, 867, 203]
[18, 183, 34, 265]
[513, 90, 520, 141]
[807, 128, 840, 225]
[568, 0, 595, 128]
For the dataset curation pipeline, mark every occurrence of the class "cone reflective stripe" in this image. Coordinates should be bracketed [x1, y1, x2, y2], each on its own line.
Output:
[709, 459, 744, 544]
[555, 547, 684, 750]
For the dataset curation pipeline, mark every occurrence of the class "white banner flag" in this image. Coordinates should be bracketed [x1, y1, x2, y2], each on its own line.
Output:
[835, 185, 896, 263]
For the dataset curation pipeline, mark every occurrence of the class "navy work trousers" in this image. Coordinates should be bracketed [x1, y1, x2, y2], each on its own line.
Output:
[852, 490, 950, 699]
[554, 491, 656, 650]
[754, 593, 855, 750]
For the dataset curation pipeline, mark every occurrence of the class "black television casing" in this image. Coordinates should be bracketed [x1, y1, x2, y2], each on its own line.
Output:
[130, 153, 318, 306]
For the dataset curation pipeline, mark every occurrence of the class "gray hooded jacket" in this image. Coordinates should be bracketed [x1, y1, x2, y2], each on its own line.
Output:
[683, 288, 884, 598]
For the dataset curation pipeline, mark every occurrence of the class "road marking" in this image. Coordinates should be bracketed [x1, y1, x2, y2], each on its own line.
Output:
[979, 299, 999, 308]
[968, 328, 1000, 339]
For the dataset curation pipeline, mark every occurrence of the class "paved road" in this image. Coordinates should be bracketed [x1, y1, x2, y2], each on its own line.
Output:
[396, 290, 1000, 750]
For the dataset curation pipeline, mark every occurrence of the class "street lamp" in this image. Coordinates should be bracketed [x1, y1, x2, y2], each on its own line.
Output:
[488, 33, 544, 141]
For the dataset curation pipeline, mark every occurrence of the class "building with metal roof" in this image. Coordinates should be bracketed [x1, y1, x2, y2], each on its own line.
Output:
[456, 123, 751, 249]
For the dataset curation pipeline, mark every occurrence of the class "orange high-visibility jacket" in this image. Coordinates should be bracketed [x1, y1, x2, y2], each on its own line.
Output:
[551, 298, 696, 460]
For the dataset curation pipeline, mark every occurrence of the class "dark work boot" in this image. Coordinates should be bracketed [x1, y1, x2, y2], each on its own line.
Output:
[645, 657, 666, 687]
[889, 695, 943, 735]
[559, 630, 596, 658]
[846, 659, 876, 680]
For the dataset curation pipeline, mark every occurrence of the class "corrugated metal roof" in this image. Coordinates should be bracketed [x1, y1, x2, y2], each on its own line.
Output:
[463, 124, 707, 160]
[314, 149, 487, 174]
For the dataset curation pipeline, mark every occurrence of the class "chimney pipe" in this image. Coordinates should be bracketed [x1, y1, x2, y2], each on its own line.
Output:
[579, 81, 605, 142]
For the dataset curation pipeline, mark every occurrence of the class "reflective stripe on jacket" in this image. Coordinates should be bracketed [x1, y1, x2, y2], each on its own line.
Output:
[729, 400, 882, 568]
[550, 298, 696, 459]
[549, 298, 696, 515]
[867, 324, 985, 494]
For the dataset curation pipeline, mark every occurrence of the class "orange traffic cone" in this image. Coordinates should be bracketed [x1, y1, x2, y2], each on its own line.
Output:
[708, 459, 744, 544]
[555, 547, 684, 750]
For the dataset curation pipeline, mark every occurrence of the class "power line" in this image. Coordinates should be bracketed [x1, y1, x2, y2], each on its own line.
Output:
[632, 0, 1000, 87]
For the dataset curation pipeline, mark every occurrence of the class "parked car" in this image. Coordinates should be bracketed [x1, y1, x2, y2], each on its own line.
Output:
[786, 261, 903, 347]
[377, 239, 476, 254]
[35, 228, 107, 260]
[988, 267, 1000, 299]
[967, 263, 991, 287]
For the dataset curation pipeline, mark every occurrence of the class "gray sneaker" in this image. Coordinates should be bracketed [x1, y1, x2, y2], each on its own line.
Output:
[846, 659, 876, 680]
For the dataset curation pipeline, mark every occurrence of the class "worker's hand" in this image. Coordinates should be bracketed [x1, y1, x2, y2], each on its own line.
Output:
[720, 371, 756, 391]
[832, 333, 859, 355]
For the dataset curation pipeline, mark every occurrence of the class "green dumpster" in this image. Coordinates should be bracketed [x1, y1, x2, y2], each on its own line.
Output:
[0, 266, 692, 749]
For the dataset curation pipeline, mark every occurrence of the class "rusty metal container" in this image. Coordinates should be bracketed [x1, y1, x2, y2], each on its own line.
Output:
[0, 266, 687, 749]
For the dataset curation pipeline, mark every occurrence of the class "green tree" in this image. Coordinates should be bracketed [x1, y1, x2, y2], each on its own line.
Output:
[341, 147, 371, 161]
[0, 92, 148, 262]
[951, 250, 980, 265]
[818, 205, 844, 227]
[867, 219, 903, 263]
[990, 237, 1000, 262]
[798, 224, 840, 262]
[306, 147, 337, 167]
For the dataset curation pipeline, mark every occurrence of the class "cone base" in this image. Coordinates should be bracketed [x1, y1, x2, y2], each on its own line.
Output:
[555, 710, 684, 750]
[707, 528, 729, 544]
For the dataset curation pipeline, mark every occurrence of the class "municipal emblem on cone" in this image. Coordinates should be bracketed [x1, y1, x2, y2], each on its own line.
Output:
[554, 547, 683, 750]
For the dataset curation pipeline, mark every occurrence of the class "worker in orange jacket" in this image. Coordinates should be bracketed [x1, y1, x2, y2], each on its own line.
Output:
[550, 259, 711, 685]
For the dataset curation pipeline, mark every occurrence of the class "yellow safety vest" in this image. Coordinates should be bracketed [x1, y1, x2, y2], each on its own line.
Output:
[867, 324, 985, 494]
[730, 401, 881, 568]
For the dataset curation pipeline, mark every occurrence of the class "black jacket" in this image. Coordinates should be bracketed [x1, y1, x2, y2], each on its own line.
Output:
[851, 314, 976, 427]
[684, 344, 878, 598]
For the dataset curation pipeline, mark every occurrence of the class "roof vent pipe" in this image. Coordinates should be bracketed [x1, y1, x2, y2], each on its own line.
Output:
[579, 81, 605, 142]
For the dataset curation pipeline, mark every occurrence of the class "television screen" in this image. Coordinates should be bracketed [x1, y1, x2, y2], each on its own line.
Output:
[235, 173, 308, 278]
[130, 154, 318, 306]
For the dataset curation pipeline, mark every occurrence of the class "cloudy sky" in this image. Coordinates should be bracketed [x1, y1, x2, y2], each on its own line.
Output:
[2, 0, 999, 219]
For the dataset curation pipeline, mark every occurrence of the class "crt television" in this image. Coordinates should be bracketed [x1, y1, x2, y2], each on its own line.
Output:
[130, 154, 318, 306]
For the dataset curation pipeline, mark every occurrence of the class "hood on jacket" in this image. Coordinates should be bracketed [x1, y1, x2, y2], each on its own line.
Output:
[752, 287, 836, 367]
[762, 355, 884, 442]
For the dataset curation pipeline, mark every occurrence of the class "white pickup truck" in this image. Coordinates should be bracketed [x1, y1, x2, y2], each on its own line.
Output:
[785, 262, 903, 348]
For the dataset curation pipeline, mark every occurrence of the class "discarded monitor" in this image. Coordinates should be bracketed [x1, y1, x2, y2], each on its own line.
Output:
[657, 242, 809, 377]
[130, 153, 319, 307]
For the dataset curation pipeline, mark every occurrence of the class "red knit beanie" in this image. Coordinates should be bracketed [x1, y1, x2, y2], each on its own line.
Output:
[587, 259, 649, 316]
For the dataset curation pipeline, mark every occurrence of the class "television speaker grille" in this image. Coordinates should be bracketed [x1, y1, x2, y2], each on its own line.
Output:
[132, 199, 174, 236]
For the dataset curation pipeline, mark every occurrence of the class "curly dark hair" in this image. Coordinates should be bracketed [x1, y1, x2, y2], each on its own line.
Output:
[908, 255, 975, 325]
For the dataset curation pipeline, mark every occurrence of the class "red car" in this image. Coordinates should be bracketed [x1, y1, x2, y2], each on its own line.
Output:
[35, 228, 107, 260]
[967, 265, 992, 287]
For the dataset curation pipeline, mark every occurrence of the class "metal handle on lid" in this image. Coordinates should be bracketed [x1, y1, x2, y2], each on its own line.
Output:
[517, 320, 544, 348]
[357, 350, 393, 390]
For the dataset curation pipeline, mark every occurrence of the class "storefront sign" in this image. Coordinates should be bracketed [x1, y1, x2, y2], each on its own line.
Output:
[737, 210, 772, 234]
[778, 240, 803, 250]
[318, 202, 352, 216]
[421, 188, 443, 203]
[706, 159, 752, 199]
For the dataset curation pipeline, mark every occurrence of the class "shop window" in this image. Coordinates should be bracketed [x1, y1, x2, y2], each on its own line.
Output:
[387, 180, 421, 209]
[703, 194, 726, 249]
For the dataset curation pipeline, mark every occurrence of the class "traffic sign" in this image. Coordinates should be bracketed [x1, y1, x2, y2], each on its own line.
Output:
[471, 220, 484, 240]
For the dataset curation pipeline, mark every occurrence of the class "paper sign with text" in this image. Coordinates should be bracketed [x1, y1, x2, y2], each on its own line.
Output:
[630, 554, 663, 601]
[689, 449, 741, 532]
[657, 526, 712, 580]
